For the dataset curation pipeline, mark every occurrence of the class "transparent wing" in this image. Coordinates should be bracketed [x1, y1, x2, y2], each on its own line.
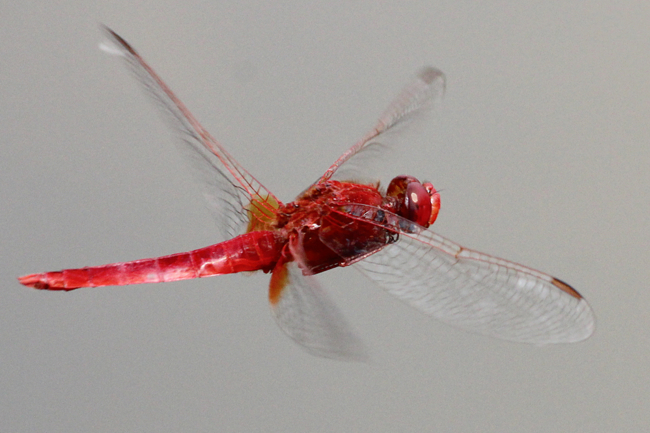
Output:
[101, 27, 280, 240]
[324, 204, 595, 345]
[354, 226, 595, 344]
[268, 260, 368, 361]
[318, 67, 446, 184]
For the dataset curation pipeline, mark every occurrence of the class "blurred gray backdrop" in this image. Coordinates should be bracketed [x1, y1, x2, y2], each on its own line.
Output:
[2, 1, 649, 432]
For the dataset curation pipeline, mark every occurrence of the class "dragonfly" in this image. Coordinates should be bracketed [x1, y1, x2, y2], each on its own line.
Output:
[19, 28, 595, 360]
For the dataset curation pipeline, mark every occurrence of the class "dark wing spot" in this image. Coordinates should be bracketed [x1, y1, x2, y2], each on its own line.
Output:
[552, 278, 583, 300]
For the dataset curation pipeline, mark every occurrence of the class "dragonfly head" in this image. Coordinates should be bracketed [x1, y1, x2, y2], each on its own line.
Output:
[386, 175, 440, 228]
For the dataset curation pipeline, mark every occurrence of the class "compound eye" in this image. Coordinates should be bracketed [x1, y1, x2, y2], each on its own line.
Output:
[405, 181, 433, 227]
[422, 182, 440, 226]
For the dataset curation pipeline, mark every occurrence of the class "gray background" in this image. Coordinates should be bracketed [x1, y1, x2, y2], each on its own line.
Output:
[2, 1, 649, 432]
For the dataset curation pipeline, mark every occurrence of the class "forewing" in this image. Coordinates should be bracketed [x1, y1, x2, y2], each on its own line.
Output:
[319, 67, 446, 184]
[334, 207, 595, 344]
[268, 260, 368, 361]
[101, 28, 280, 240]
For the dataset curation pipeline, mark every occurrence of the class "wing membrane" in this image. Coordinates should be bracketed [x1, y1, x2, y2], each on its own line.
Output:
[355, 227, 595, 344]
[269, 260, 367, 361]
[101, 28, 280, 240]
[321, 203, 595, 344]
[319, 67, 446, 184]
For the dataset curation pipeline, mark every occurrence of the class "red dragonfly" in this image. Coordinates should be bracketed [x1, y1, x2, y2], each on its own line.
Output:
[19, 28, 595, 360]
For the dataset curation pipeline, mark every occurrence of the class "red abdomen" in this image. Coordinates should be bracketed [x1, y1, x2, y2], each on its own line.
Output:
[19, 230, 283, 291]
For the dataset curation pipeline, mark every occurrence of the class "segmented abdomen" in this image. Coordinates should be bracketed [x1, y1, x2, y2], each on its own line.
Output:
[19, 230, 283, 291]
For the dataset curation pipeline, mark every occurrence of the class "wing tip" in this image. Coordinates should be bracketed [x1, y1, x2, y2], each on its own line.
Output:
[98, 25, 137, 57]
[551, 277, 583, 300]
[418, 66, 446, 92]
